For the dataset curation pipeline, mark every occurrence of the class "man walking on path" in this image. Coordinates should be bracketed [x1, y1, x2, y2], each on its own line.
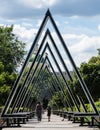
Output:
[47, 105, 51, 122]
[35, 102, 42, 121]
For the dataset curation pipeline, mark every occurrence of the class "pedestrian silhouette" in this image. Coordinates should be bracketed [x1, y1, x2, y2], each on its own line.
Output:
[47, 105, 51, 122]
[35, 102, 42, 121]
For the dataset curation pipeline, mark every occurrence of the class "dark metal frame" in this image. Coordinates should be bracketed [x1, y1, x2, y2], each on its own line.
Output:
[2, 9, 99, 119]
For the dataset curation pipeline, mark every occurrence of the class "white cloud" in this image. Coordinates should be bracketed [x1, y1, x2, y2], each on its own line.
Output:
[6, 23, 99, 70]
[98, 24, 100, 30]
[69, 35, 100, 54]
[64, 34, 100, 67]
[1, 0, 100, 20]
[70, 15, 79, 19]
[43, 31, 100, 69]
[36, 20, 42, 27]
[64, 25, 97, 36]
[48, 32, 100, 69]
[17, 0, 57, 9]
[13, 24, 38, 51]
[63, 34, 85, 41]
[36, 19, 59, 28]
[0, 24, 6, 27]
[64, 21, 69, 24]
[55, 20, 59, 26]
[21, 22, 33, 27]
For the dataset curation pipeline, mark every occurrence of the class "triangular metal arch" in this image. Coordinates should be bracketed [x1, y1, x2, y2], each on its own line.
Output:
[1, 9, 50, 116]
[19, 26, 98, 114]
[13, 40, 95, 114]
[14, 43, 48, 113]
[2, 27, 76, 115]
[11, 29, 79, 113]
[16, 42, 73, 112]
[2, 9, 99, 116]
[20, 54, 72, 111]
[22, 55, 49, 111]
[22, 51, 71, 111]
[11, 31, 48, 113]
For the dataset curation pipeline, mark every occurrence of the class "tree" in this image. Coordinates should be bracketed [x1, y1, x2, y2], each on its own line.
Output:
[74, 49, 100, 101]
[97, 48, 100, 55]
[67, 49, 100, 103]
[0, 25, 26, 73]
[0, 25, 26, 106]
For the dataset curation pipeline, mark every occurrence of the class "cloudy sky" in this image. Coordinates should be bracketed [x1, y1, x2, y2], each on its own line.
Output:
[0, 0, 100, 71]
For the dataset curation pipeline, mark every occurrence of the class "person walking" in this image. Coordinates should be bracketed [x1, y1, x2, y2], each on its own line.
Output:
[47, 105, 51, 122]
[35, 102, 42, 121]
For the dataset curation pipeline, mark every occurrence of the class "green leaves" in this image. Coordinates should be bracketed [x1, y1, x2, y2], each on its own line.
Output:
[79, 49, 100, 101]
[0, 25, 26, 72]
[0, 25, 26, 106]
[0, 62, 4, 73]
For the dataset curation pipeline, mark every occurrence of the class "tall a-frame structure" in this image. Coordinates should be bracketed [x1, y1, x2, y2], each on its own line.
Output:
[1, 9, 99, 119]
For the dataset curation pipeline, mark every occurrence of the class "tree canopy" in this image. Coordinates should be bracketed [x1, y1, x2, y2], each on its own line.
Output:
[0, 25, 26, 105]
[70, 49, 100, 102]
[0, 25, 26, 73]
[50, 49, 100, 111]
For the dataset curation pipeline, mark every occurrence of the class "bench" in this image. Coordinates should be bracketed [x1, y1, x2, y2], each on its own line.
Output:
[92, 116, 100, 128]
[52, 110, 60, 115]
[2, 111, 35, 127]
[72, 112, 100, 126]
[60, 111, 100, 127]
[67, 111, 74, 120]
[53, 110, 73, 119]
[53, 110, 68, 118]
[52, 110, 100, 127]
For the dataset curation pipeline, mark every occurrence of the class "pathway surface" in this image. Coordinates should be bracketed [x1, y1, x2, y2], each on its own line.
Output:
[2, 112, 99, 130]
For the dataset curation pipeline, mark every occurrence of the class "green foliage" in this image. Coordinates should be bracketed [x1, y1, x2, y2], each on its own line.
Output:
[0, 25, 26, 72]
[0, 25, 26, 106]
[0, 68, 17, 105]
[0, 85, 10, 105]
[95, 101, 100, 112]
[97, 48, 100, 56]
[68, 49, 100, 102]
[0, 62, 4, 73]
[79, 52, 100, 101]
[51, 92, 64, 109]
[50, 49, 100, 109]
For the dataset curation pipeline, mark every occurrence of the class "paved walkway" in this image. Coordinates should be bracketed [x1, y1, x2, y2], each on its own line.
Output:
[2, 112, 99, 130]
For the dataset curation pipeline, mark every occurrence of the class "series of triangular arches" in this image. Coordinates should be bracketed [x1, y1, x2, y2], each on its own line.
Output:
[1, 10, 99, 123]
